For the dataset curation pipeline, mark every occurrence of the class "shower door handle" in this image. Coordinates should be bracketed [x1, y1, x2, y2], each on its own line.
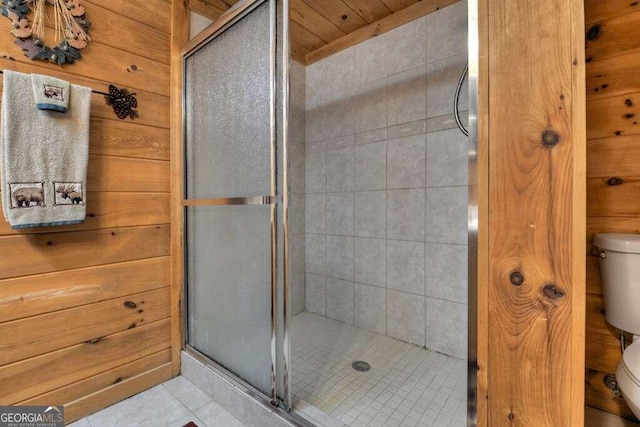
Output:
[183, 196, 281, 206]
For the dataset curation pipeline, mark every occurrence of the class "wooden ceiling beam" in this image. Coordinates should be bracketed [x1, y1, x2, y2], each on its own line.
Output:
[380, 0, 417, 13]
[292, 41, 310, 64]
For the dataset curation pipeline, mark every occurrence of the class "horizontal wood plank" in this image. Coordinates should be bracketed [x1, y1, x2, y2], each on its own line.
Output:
[585, 10, 640, 63]
[586, 255, 602, 296]
[585, 0, 640, 24]
[0, 60, 169, 129]
[0, 288, 170, 365]
[586, 94, 640, 139]
[0, 192, 169, 236]
[585, 331, 622, 374]
[586, 293, 618, 337]
[306, 0, 458, 64]
[587, 177, 640, 217]
[586, 52, 640, 101]
[0, 27, 169, 97]
[86, 0, 171, 34]
[89, 118, 170, 161]
[587, 135, 640, 177]
[67, 2, 170, 64]
[87, 155, 169, 192]
[0, 318, 170, 404]
[587, 216, 640, 240]
[0, 225, 170, 280]
[20, 349, 171, 407]
[64, 363, 173, 423]
[0, 257, 170, 323]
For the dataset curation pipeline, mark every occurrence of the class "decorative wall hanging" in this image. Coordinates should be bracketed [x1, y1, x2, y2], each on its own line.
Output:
[104, 84, 138, 120]
[1, 0, 91, 65]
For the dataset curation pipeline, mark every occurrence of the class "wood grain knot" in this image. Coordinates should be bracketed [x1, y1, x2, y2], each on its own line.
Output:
[542, 284, 564, 300]
[85, 337, 103, 344]
[509, 271, 524, 286]
[625, 99, 634, 107]
[124, 301, 137, 309]
[341, 14, 347, 20]
[508, 413, 515, 421]
[541, 130, 560, 147]
[113, 377, 123, 384]
[607, 177, 624, 186]
[586, 24, 602, 41]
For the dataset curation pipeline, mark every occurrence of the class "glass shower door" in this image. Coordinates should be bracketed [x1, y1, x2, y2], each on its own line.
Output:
[183, 0, 289, 406]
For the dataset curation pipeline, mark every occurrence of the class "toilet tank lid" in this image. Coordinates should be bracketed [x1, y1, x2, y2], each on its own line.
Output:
[594, 233, 640, 253]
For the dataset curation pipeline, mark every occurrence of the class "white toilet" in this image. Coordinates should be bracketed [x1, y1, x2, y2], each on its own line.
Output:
[594, 233, 640, 420]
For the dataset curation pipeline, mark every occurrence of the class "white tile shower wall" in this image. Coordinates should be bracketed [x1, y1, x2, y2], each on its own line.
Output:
[290, 61, 306, 316]
[303, 0, 469, 359]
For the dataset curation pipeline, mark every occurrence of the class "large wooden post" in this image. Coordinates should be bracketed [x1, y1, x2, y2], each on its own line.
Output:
[170, 0, 190, 376]
[476, 0, 586, 425]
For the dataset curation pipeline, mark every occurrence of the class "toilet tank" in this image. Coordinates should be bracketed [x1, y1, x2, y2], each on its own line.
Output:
[594, 233, 640, 335]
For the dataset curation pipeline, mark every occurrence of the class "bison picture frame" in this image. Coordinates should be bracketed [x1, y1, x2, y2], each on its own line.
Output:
[9, 182, 46, 208]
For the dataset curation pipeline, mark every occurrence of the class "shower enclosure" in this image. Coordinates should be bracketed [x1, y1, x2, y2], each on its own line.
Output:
[182, 0, 292, 410]
[182, 0, 475, 425]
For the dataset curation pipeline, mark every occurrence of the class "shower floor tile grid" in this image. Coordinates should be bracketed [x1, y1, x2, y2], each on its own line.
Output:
[292, 312, 466, 427]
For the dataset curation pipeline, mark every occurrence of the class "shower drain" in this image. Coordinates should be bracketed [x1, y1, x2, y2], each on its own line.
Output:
[351, 361, 371, 372]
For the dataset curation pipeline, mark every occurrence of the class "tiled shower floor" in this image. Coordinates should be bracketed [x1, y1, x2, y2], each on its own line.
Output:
[292, 312, 467, 427]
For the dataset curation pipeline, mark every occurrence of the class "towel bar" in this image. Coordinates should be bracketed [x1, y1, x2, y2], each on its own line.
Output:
[0, 70, 139, 120]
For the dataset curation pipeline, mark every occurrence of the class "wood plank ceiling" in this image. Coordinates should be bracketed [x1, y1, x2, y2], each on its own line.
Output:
[188, 0, 432, 64]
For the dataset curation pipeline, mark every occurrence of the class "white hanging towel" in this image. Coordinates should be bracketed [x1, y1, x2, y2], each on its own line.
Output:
[0, 70, 92, 229]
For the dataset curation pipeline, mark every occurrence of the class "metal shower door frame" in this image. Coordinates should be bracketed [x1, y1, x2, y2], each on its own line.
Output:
[180, 0, 291, 410]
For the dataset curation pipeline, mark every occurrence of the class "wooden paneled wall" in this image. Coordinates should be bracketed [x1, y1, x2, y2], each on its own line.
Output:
[584, 0, 640, 421]
[0, 1, 175, 423]
[477, 0, 586, 425]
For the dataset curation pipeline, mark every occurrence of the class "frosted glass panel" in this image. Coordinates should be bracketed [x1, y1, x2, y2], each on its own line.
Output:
[185, 1, 271, 199]
[187, 205, 272, 394]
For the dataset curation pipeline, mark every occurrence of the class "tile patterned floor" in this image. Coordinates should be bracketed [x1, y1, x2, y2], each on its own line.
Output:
[292, 312, 467, 427]
[69, 376, 245, 427]
[70, 312, 465, 427]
